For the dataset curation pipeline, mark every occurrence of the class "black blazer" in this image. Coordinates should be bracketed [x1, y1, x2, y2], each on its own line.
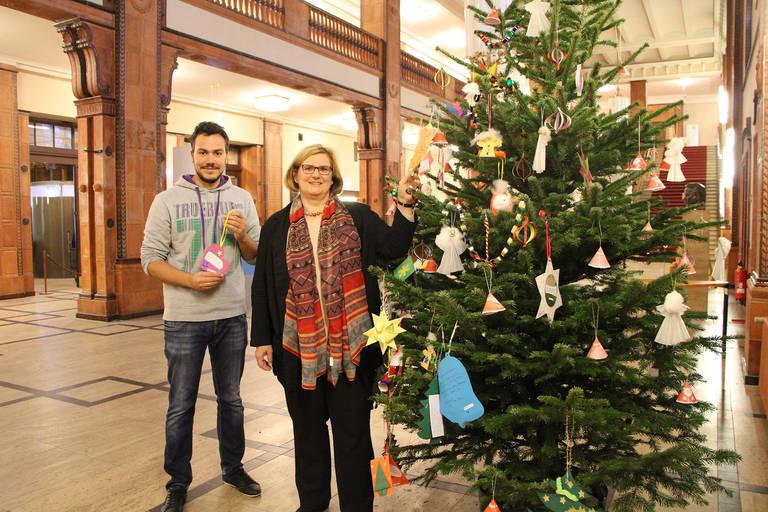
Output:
[250, 202, 416, 390]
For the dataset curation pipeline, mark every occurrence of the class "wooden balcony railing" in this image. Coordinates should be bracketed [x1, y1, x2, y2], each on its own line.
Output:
[308, 7, 382, 70]
[209, 0, 285, 30]
[199, 0, 458, 100]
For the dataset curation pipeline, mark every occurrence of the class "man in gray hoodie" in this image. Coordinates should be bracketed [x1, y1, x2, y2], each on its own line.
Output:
[141, 121, 261, 512]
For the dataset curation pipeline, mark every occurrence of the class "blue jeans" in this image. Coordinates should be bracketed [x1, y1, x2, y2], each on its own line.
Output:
[163, 314, 247, 489]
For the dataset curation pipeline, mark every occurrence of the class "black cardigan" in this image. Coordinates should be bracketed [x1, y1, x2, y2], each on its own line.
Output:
[250, 202, 416, 390]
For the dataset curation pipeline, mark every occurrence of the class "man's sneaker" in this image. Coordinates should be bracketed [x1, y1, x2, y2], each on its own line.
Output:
[161, 486, 186, 512]
[222, 467, 262, 497]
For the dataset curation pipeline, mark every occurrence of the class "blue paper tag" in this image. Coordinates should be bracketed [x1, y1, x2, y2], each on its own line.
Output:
[438, 353, 484, 427]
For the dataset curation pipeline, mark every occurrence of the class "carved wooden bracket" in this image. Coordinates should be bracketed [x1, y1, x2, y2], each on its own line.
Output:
[352, 106, 383, 153]
[160, 43, 183, 108]
[55, 18, 115, 99]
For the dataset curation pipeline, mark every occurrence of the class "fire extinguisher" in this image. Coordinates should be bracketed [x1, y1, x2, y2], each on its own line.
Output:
[734, 264, 746, 300]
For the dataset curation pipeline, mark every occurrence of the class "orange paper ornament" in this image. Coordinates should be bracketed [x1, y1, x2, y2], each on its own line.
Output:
[645, 174, 665, 191]
[423, 256, 438, 273]
[482, 293, 506, 315]
[387, 454, 410, 487]
[432, 128, 448, 145]
[642, 221, 653, 232]
[484, 7, 501, 24]
[677, 252, 696, 275]
[484, 498, 501, 512]
[588, 246, 610, 269]
[629, 153, 647, 170]
[587, 337, 608, 359]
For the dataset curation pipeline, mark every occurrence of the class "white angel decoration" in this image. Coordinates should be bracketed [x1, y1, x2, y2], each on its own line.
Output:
[663, 138, 687, 182]
[654, 290, 691, 346]
[533, 125, 551, 173]
[435, 225, 467, 277]
[490, 179, 517, 215]
[462, 82, 481, 107]
[524, 0, 551, 37]
[712, 236, 732, 282]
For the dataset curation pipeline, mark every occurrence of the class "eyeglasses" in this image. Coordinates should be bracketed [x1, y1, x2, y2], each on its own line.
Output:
[299, 164, 332, 176]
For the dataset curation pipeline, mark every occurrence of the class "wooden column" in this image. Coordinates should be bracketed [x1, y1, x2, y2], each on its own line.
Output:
[361, 0, 400, 215]
[0, 65, 34, 299]
[630, 80, 646, 113]
[263, 120, 284, 217]
[240, 145, 265, 221]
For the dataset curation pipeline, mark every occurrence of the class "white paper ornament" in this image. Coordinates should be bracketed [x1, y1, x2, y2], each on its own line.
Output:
[533, 125, 551, 174]
[462, 82, 481, 107]
[524, 0, 551, 37]
[575, 63, 584, 96]
[535, 258, 562, 322]
[435, 225, 467, 276]
[663, 138, 687, 182]
[712, 237, 732, 282]
[654, 290, 691, 346]
[490, 179, 517, 215]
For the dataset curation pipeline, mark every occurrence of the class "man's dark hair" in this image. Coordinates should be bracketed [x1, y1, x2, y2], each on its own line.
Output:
[190, 121, 229, 152]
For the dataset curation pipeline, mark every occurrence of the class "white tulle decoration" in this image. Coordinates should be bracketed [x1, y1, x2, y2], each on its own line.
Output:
[663, 138, 687, 182]
[712, 237, 732, 282]
[524, 0, 551, 37]
[533, 125, 551, 174]
[435, 225, 467, 276]
[654, 291, 691, 346]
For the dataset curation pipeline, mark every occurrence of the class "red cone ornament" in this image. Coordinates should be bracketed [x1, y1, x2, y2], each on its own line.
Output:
[484, 7, 501, 25]
[645, 174, 665, 192]
[629, 153, 647, 170]
[432, 128, 448, 145]
[587, 337, 608, 360]
[423, 256, 438, 273]
[677, 252, 696, 275]
[588, 246, 610, 269]
[484, 499, 501, 512]
[676, 381, 698, 404]
[482, 293, 505, 315]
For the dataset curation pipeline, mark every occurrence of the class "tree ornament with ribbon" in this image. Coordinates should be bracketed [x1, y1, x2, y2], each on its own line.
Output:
[675, 227, 696, 275]
[511, 196, 536, 247]
[577, 146, 593, 192]
[641, 202, 654, 234]
[533, 120, 551, 174]
[482, 265, 505, 315]
[474, 20, 522, 49]
[535, 210, 562, 322]
[545, 107, 572, 133]
[588, 220, 610, 269]
[483, 471, 502, 512]
[629, 117, 648, 170]
[200, 210, 234, 275]
[587, 302, 608, 359]
[433, 67, 451, 95]
[490, 161, 517, 215]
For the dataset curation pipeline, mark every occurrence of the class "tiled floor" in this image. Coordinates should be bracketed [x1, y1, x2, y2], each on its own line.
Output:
[0, 279, 766, 511]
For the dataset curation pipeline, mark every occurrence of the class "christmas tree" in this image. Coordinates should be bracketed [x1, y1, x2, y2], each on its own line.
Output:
[377, 1, 740, 511]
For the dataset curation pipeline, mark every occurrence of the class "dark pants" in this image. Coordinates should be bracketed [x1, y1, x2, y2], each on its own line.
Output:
[163, 314, 247, 489]
[284, 375, 375, 512]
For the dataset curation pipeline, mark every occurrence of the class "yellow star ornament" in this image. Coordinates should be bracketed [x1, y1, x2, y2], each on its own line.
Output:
[364, 312, 406, 354]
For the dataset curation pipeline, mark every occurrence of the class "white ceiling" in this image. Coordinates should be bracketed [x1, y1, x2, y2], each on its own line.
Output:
[0, 0, 724, 136]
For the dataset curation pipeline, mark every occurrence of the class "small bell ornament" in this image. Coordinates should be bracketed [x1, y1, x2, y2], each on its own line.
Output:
[587, 337, 608, 360]
[484, 7, 500, 25]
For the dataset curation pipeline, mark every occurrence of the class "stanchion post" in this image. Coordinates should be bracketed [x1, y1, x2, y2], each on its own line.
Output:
[43, 250, 48, 295]
[721, 286, 728, 391]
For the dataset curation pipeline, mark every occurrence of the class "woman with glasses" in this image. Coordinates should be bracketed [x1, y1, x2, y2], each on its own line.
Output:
[250, 144, 418, 512]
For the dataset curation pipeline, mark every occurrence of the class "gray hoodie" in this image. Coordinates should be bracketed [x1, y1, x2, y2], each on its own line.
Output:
[141, 175, 261, 321]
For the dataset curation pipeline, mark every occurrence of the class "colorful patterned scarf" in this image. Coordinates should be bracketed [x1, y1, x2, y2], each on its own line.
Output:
[283, 195, 372, 390]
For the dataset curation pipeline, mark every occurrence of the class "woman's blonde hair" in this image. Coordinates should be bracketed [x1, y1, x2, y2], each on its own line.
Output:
[284, 144, 344, 197]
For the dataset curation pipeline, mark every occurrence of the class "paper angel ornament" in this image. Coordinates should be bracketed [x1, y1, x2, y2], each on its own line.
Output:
[654, 290, 691, 346]
[472, 129, 505, 158]
[575, 63, 584, 96]
[663, 138, 687, 182]
[532, 125, 551, 173]
[462, 82, 481, 106]
[535, 258, 562, 322]
[712, 237, 732, 282]
[435, 225, 467, 276]
[524, 0, 551, 37]
[490, 179, 517, 215]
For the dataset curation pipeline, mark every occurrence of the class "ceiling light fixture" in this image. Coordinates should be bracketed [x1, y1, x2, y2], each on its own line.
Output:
[252, 95, 291, 112]
[401, 0, 439, 22]
[677, 77, 694, 90]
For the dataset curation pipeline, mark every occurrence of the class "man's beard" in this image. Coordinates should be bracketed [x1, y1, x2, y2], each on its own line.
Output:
[195, 165, 223, 184]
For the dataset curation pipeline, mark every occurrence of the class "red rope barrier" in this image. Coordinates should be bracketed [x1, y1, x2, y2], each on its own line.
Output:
[42, 250, 79, 295]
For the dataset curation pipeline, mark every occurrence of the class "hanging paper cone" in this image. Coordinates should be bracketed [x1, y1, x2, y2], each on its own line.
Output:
[432, 128, 448, 145]
[645, 174, 665, 192]
[642, 221, 653, 232]
[676, 381, 698, 404]
[678, 252, 696, 275]
[387, 454, 410, 487]
[659, 159, 670, 170]
[587, 337, 608, 360]
[482, 293, 505, 315]
[618, 65, 630, 77]
[484, 7, 501, 25]
[588, 246, 610, 269]
[423, 256, 438, 273]
[370, 456, 393, 497]
[484, 499, 501, 512]
[629, 153, 647, 170]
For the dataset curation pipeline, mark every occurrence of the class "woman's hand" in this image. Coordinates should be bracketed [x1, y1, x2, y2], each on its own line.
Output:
[396, 173, 421, 205]
[254, 345, 273, 371]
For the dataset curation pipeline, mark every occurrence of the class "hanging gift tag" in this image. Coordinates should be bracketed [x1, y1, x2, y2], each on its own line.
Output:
[200, 244, 231, 275]
[438, 353, 484, 427]
[370, 455, 393, 498]
[428, 393, 445, 437]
